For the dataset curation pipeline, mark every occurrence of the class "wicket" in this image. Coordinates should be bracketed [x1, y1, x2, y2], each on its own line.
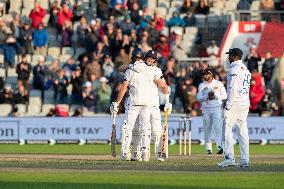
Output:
[179, 117, 192, 156]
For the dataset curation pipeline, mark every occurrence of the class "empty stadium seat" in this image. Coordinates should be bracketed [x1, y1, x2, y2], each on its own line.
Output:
[170, 26, 184, 35]
[251, 0, 260, 10]
[48, 41, 61, 47]
[75, 47, 87, 58]
[207, 14, 220, 26]
[195, 14, 206, 27]
[185, 27, 198, 35]
[43, 90, 55, 104]
[90, 0, 96, 7]
[183, 33, 196, 42]
[23, 0, 35, 9]
[48, 47, 61, 58]
[148, 0, 157, 10]
[0, 54, 4, 65]
[29, 90, 42, 107]
[155, 7, 167, 17]
[71, 34, 78, 44]
[7, 68, 17, 77]
[2, 14, 13, 22]
[41, 104, 55, 115]
[32, 54, 47, 65]
[16, 104, 27, 115]
[225, 1, 237, 12]
[62, 47, 75, 56]
[45, 55, 56, 63]
[0, 68, 5, 78]
[5, 77, 17, 87]
[10, 0, 22, 10]
[168, 7, 180, 17]
[59, 54, 72, 63]
[27, 104, 41, 116]
[39, 0, 49, 10]
[0, 104, 12, 116]
[21, 8, 31, 18]
[70, 104, 82, 112]
[171, 0, 183, 8]
[83, 110, 96, 117]
[209, 7, 222, 16]
[158, 1, 170, 9]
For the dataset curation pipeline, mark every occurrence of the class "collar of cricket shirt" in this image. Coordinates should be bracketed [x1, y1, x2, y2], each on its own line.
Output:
[231, 60, 242, 67]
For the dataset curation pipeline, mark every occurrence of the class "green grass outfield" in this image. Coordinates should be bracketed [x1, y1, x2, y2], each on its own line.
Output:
[0, 144, 283, 189]
[0, 171, 283, 189]
[0, 143, 283, 155]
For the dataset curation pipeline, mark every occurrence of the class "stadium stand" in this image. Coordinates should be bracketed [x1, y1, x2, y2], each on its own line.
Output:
[0, 0, 283, 117]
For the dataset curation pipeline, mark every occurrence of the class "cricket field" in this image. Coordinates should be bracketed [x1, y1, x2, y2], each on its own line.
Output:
[0, 144, 283, 189]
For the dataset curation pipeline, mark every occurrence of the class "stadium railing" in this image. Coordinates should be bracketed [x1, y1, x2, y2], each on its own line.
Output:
[234, 10, 284, 22]
[178, 57, 224, 69]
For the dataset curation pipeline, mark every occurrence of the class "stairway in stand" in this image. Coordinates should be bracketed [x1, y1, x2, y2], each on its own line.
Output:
[257, 22, 284, 58]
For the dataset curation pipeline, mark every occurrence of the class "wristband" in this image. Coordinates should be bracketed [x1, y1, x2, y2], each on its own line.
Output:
[165, 94, 170, 104]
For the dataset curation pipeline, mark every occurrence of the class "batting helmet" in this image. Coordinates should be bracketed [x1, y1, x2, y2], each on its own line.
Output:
[144, 50, 158, 61]
[131, 48, 144, 63]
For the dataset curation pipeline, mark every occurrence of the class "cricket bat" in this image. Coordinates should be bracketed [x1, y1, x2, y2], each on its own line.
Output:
[111, 114, 116, 157]
[161, 110, 168, 158]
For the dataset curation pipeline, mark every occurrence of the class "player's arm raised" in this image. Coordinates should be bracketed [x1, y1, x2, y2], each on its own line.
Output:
[110, 69, 133, 114]
[115, 80, 128, 104]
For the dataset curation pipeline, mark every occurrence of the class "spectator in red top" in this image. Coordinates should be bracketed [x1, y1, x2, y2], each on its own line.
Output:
[155, 33, 170, 61]
[57, 3, 73, 30]
[29, 2, 46, 28]
[153, 10, 164, 32]
[249, 70, 264, 112]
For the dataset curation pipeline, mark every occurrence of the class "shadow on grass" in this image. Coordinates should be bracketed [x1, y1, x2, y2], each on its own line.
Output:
[0, 182, 240, 189]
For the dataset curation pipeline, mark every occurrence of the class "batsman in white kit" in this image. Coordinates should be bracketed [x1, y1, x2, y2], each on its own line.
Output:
[217, 48, 251, 167]
[110, 48, 170, 161]
[197, 68, 227, 155]
[131, 50, 172, 161]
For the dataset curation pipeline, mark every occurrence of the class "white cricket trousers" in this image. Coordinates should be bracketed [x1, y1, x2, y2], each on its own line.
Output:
[202, 107, 223, 151]
[132, 106, 162, 157]
[122, 105, 151, 157]
[223, 105, 249, 162]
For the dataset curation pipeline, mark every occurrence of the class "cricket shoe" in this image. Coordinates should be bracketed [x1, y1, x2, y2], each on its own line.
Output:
[131, 153, 142, 161]
[216, 148, 223, 155]
[217, 159, 236, 167]
[238, 161, 249, 167]
[207, 150, 212, 155]
[154, 156, 165, 162]
[141, 153, 150, 162]
[119, 153, 131, 161]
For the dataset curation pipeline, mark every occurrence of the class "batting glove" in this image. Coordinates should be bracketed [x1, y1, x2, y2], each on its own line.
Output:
[110, 102, 119, 115]
[164, 94, 172, 114]
[164, 103, 172, 114]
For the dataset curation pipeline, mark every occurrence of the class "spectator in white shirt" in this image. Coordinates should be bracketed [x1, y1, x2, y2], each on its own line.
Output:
[206, 40, 219, 67]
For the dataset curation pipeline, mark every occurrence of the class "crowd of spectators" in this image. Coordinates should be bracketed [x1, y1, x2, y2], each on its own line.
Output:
[0, 0, 281, 117]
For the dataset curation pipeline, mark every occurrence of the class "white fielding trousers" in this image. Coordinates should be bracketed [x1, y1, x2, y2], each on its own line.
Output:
[132, 106, 162, 158]
[223, 105, 249, 162]
[121, 105, 151, 157]
[202, 107, 223, 151]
